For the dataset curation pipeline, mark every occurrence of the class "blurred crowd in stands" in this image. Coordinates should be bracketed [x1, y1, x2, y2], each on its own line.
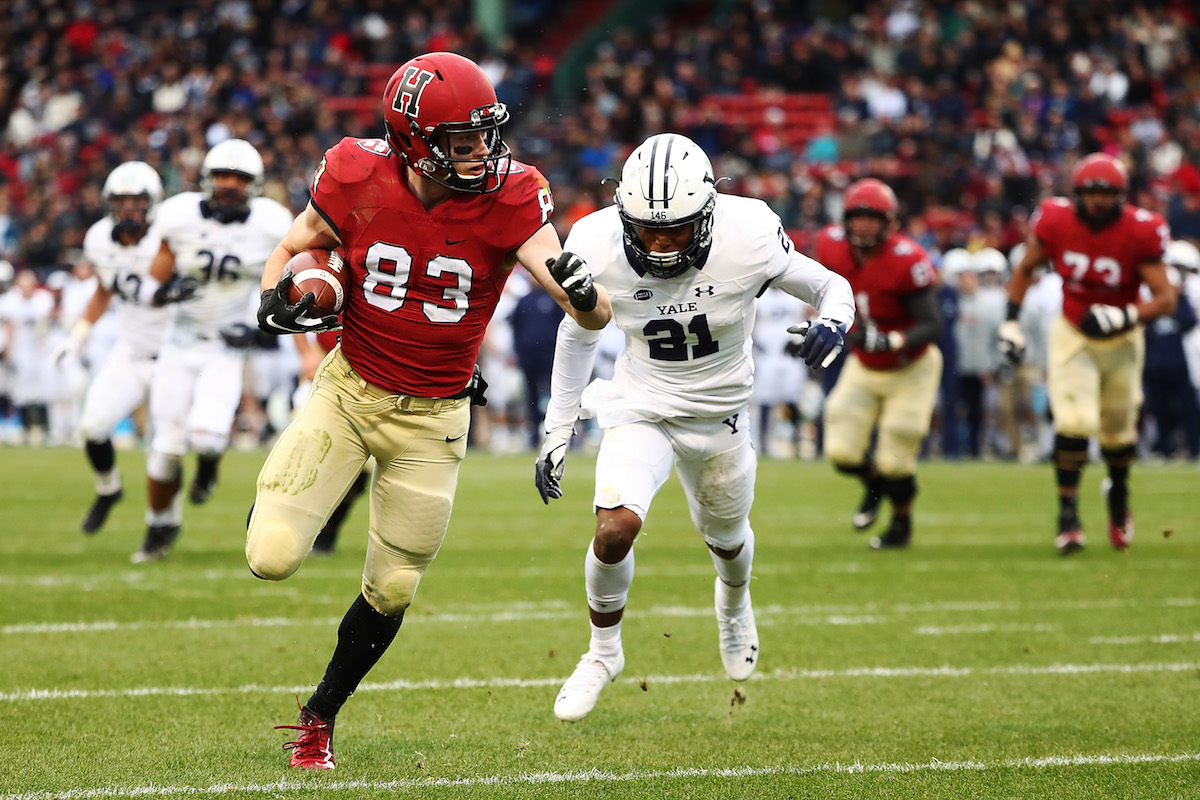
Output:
[1, 0, 1199, 460]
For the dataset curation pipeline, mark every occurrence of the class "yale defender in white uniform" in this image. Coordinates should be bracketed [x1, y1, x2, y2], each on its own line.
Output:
[53, 162, 171, 534]
[136, 139, 293, 562]
[537, 133, 855, 721]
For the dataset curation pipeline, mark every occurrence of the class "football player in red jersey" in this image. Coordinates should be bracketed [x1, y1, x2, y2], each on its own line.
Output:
[1000, 153, 1176, 555]
[247, 52, 612, 770]
[817, 179, 944, 549]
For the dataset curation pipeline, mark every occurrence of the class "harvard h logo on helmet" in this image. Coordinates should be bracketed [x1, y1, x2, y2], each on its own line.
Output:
[616, 133, 718, 279]
[391, 66, 434, 118]
[382, 52, 512, 194]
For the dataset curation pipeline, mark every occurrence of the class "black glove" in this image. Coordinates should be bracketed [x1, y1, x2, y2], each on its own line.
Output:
[257, 273, 341, 335]
[219, 322, 259, 349]
[787, 318, 847, 369]
[467, 363, 488, 406]
[534, 427, 573, 503]
[1080, 303, 1138, 338]
[546, 251, 597, 312]
[152, 275, 200, 306]
[859, 323, 899, 353]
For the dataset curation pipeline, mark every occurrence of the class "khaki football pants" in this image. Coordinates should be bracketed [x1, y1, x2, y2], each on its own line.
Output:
[825, 347, 943, 476]
[1047, 316, 1144, 446]
[246, 348, 470, 614]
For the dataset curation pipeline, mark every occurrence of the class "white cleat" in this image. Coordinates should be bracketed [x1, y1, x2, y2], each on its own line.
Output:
[716, 578, 759, 681]
[554, 651, 624, 721]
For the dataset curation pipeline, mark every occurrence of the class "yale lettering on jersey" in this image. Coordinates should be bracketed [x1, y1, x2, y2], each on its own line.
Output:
[655, 302, 699, 315]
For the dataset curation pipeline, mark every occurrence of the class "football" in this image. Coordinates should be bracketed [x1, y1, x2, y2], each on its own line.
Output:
[285, 249, 348, 317]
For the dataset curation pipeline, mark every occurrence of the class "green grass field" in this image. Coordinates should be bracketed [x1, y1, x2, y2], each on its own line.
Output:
[1, 447, 1198, 799]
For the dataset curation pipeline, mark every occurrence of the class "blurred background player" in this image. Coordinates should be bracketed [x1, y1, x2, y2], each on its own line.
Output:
[246, 52, 611, 770]
[138, 139, 293, 562]
[1140, 255, 1198, 460]
[818, 178, 944, 550]
[0, 269, 56, 445]
[51, 161, 169, 534]
[536, 133, 853, 722]
[1001, 153, 1177, 555]
[754, 287, 811, 458]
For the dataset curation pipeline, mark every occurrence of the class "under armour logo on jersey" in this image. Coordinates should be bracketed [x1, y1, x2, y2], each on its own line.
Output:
[392, 67, 435, 117]
[723, 414, 739, 434]
[695, 285, 715, 297]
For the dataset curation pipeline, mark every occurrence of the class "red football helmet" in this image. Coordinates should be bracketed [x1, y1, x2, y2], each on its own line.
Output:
[842, 178, 898, 249]
[382, 52, 512, 194]
[1072, 153, 1127, 227]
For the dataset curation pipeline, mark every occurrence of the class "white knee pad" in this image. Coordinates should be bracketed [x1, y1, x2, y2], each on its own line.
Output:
[189, 429, 229, 457]
[710, 527, 754, 587]
[697, 515, 753, 553]
[585, 544, 634, 615]
[146, 450, 182, 483]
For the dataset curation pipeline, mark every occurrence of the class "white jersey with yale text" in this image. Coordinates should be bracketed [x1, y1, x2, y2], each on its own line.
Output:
[83, 218, 169, 358]
[151, 192, 293, 337]
[547, 195, 854, 428]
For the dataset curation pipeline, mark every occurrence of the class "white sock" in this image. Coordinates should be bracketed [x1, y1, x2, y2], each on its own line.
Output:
[711, 529, 755, 617]
[585, 544, 634, 616]
[94, 469, 122, 496]
[145, 491, 184, 527]
[589, 620, 623, 661]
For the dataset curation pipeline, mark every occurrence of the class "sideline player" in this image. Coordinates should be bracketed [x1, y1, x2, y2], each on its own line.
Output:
[246, 52, 612, 769]
[536, 133, 854, 721]
[1000, 154, 1176, 554]
[817, 179, 944, 550]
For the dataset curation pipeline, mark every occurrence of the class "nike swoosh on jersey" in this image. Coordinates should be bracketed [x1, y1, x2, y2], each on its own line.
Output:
[445, 432, 467, 442]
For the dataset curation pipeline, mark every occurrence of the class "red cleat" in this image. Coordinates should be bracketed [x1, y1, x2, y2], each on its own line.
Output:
[1055, 530, 1086, 556]
[276, 705, 335, 769]
[1108, 512, 1134, 550]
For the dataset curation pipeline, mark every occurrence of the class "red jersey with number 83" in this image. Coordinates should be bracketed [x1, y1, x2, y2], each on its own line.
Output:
[309, 137, 553, 396]
[815, 226, 936, 370]
[1031, 198, 1169, 329]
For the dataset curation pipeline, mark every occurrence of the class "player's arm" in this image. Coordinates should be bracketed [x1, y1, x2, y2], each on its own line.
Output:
[53, 281, 114, 365]
[139, 240, 200, 307]
[998, 231, 1046, 363]
[1007, 231, 1045, 314]
[1133, 261, 1177, 322]
[774, 249, 855, 368]
[515, 223, 612, 330]
[895, 288, 944, 349]
[257, 203, 342, 335]
[534, 315, 604, 504]
[261, 203, 342, 291]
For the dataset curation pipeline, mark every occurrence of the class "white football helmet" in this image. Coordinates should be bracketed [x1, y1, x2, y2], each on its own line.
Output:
[974, 247, 1009, 274]
[614, 132, 717, 279]
[1165, 239, 1200, 274]
[102, 161, 164, 235]
[940, 248, 974, 277]
[201, 138, 264, 222]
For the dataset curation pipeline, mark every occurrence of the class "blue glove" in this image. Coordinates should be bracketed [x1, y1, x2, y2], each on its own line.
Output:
[787, 318, 847, 368]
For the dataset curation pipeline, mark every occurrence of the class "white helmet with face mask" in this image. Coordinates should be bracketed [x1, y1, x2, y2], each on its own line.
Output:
[102, 161, 164, 236]
[201, 138, 264, 223]
[614, 133, 718, 279]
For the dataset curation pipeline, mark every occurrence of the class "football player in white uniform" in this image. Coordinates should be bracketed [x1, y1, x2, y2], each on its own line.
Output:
[537, 133, 855, 721]
[136, 139, 293, 562]
[52, 161, 171, 533]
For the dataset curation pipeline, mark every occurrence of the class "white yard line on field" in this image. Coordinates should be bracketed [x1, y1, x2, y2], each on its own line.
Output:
[2, 751, 1197, 800]
[1, 661, 1196, 704]
[4, 595, 1196, 636]
[1090, 632, 1200, 645]
[3, 559, 1197, 591]
[914, 624, 1060, 635]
